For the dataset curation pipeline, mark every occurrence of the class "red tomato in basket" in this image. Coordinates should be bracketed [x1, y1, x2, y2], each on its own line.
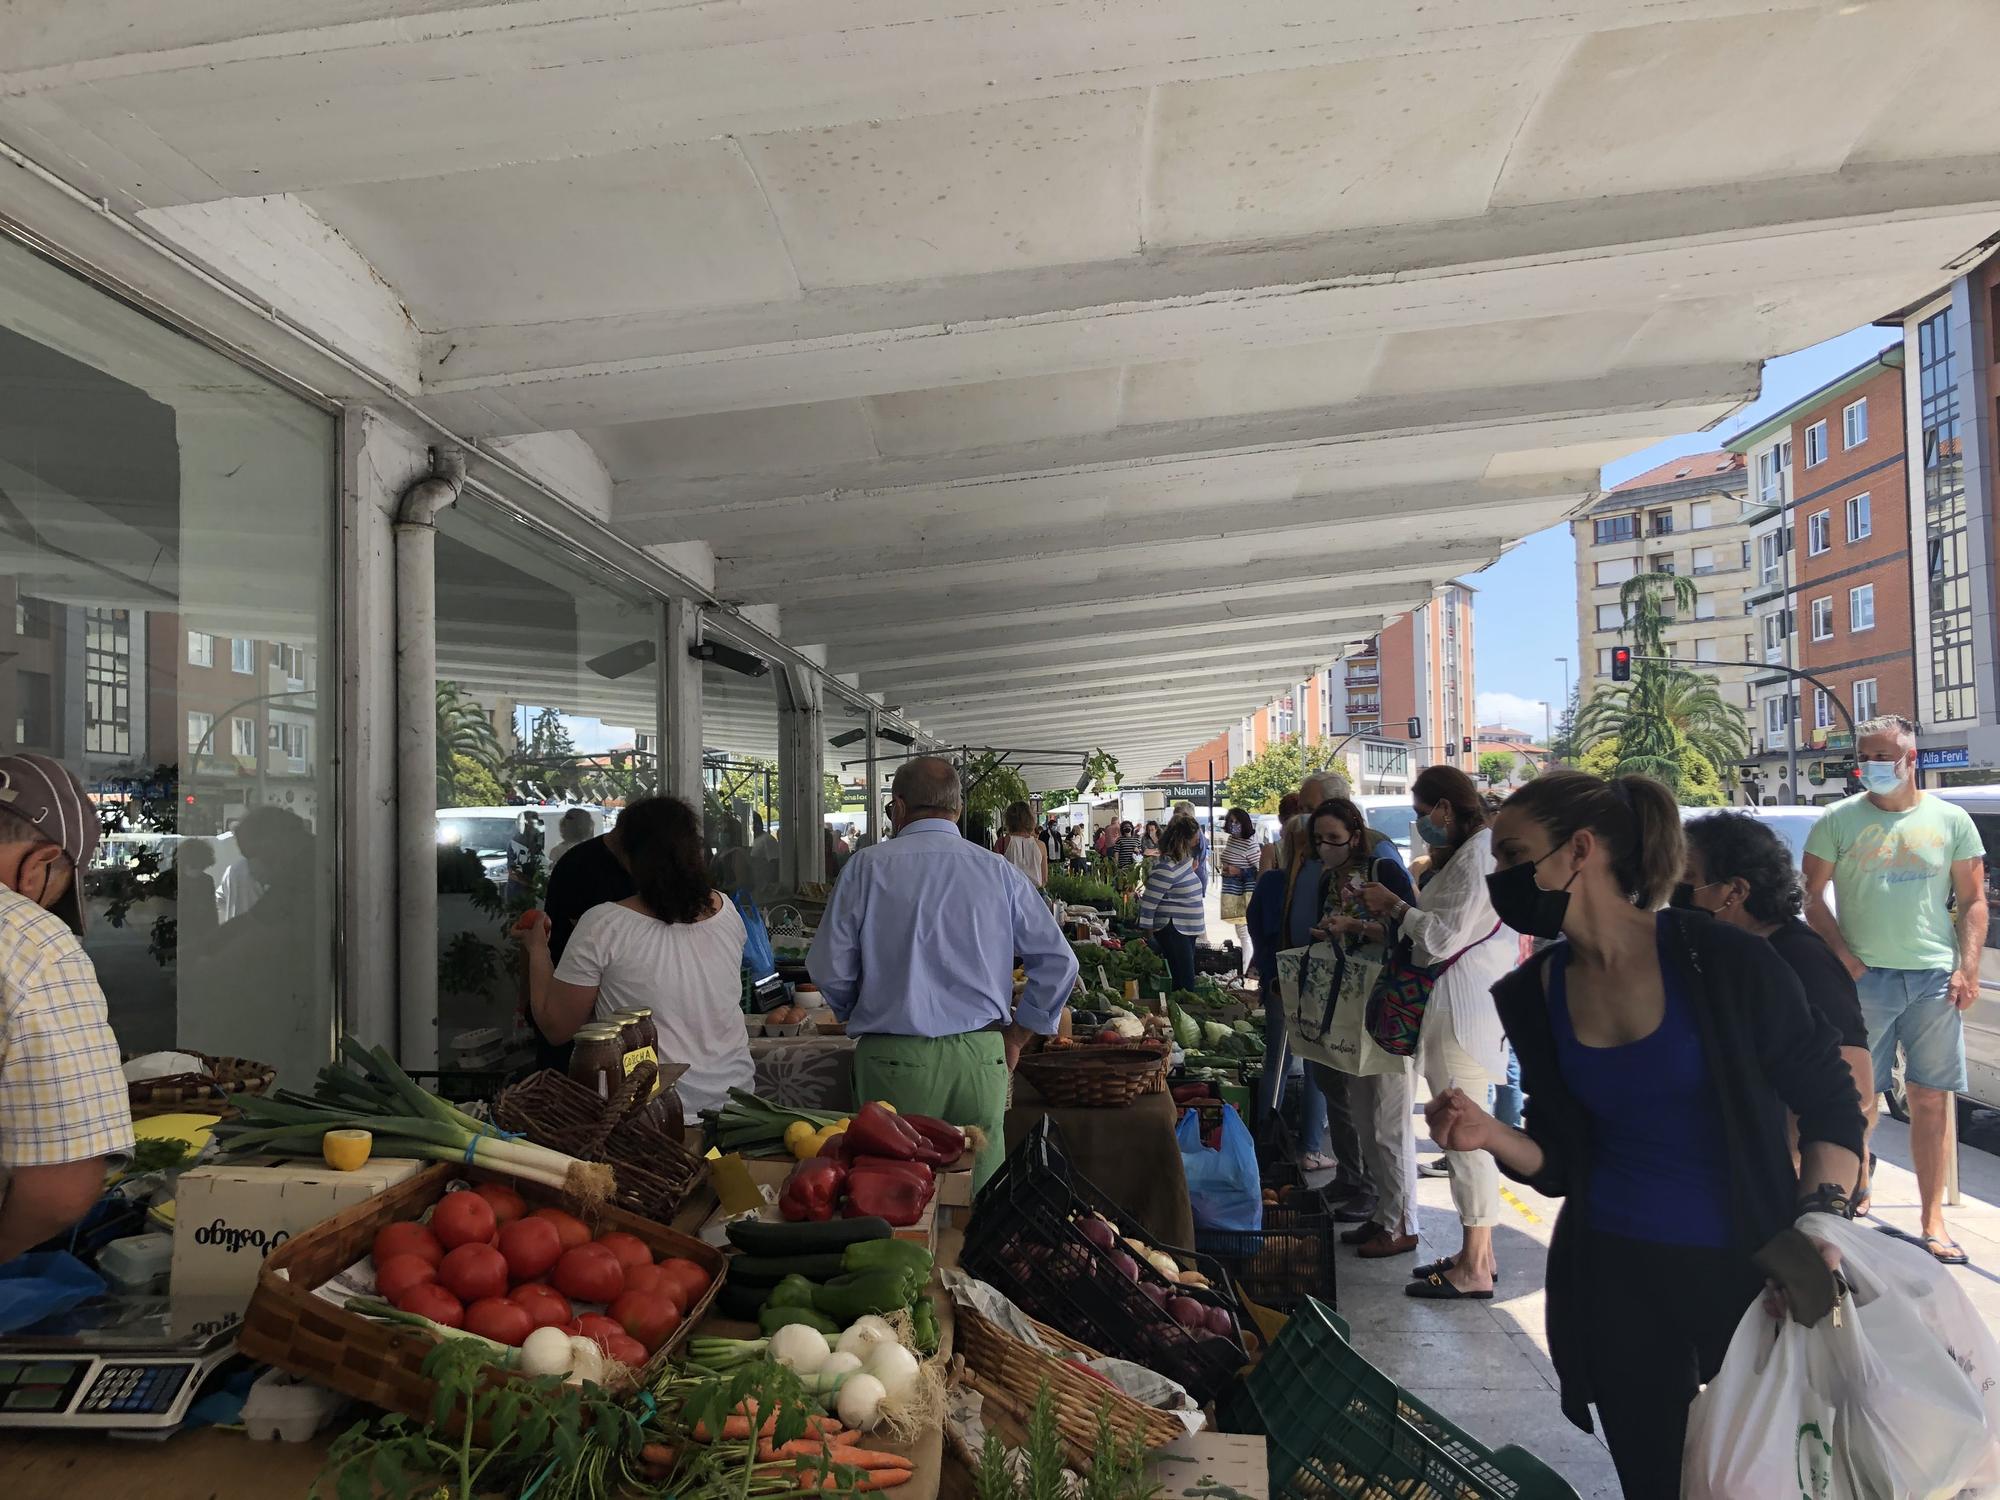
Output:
[373, 1221, 443, 1269]
[393, 1282, 463, 1328]
[553, 1244, 626, 1305]
[604, 1334, 650, 1370]
[576, 1313, 626, 1352]
[656, 1258, 712, 1309]
[464, 1297, 536, 1348]
[498, 1217, 563, 1284]
[609, 1290, 683, 1353]
[621, 1262, 677, 1305]
[374, 1253, 438, 1304]
[527, 1207, 591, 1251]
[508, 1283, 573, 1329]
[472, 1181, 528, 1227]
[430, 1190, 497, 1251]
[438, 1243, 510, 1304]
[592, 1231, 652, 1277]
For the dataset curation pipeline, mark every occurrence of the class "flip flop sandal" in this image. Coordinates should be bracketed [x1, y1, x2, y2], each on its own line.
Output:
[1925, 1236, 1970, 1266]
[1404, 1270, 1493, 1301]
[1410, 1257, 1500, 1281]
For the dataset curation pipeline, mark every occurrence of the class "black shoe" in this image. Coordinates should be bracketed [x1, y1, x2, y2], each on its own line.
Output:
[1405, 1270, 1493, 1301]
[1333, 1196, 1380, 1224]
[1417, 1159, 1450, 1179]
[1322, 1178, 1369, 1205]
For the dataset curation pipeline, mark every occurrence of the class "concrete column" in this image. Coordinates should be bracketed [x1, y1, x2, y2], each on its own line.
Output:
[777, 664, 825, 888]
[661, 596, 703, 805]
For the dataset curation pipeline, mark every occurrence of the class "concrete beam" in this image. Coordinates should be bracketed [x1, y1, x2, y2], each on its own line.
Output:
[857, 625, 1364, 695]
[911, 659, 1333, 713]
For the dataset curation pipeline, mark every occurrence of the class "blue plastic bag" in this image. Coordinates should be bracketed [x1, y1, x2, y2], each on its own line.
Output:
[0, 1252, 106, 1335]
[1176, 1103, 1263, 1234]
[735, 890, 777, 983]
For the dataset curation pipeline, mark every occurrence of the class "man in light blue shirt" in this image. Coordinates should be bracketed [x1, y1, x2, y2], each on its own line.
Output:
[808, 756, 1078, 1189]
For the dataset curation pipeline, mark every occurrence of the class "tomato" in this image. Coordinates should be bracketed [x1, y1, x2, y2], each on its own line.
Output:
[374, 1253, 438, 1304]
[527, 1207, 590, 1252]
[656, 1258, 713, 1310]
[553, 1244, 626, 1305]
[609, 1289, 683, 1353]
[463, 1297, 536, 1347]
[497, 1217, 563, 1284]
[621, 1262, 679, 1307]
[472, 1181, 528, 1227]
[393, 1281, 464, 1328]
[592, 1231, 652, 1276]
[604, 1333, 650, 1369]
[430, 1190, 498, 1251]
[508, 1284, 573, 1330]
[373, 1221, 443, 1269]
[576, 1312, 625, 1352]
[438, 1243, 510, 1304]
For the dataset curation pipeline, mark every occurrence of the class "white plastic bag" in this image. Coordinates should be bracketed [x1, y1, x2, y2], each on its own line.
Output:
[1682, 1304, 1847, 1500]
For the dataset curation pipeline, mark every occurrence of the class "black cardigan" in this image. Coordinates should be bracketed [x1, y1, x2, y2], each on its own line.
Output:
[1491, 907, 1866, 1432]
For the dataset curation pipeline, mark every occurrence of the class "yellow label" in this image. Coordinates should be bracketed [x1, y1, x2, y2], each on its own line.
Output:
[621, 1045, 658, 1075]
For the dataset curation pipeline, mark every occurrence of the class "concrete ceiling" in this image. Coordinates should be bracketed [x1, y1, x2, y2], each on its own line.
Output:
[5, 0, 1999, 770]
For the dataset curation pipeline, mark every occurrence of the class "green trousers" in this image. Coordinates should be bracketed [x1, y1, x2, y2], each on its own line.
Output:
[851, 1031, 1009, 1193]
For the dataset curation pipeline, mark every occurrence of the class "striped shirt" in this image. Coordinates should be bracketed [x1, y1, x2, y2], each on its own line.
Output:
[1114, 833, 1143, 866]
[1219, 835, 1261, 875]
[1139, 857, 1206, 936]
[0, 889, 133, 1188]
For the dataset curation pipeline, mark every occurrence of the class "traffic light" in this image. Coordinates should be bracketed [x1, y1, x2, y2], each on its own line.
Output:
[1407, 717, 1422, 740]
[1462, 736, 1473, 754]
[1611, 646, 1632, 682]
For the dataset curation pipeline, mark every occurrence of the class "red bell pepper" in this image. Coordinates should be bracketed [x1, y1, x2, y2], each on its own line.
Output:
[778, 1157, 848, 1222]
[898, 1113, 966, 1167]
[846, 1101, 934, 1162]
[815, 1130, 854, 1163]
[843, 1157, 935, 1226]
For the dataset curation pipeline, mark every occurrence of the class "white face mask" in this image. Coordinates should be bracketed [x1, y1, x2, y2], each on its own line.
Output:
[1858, 758, 1906, 794]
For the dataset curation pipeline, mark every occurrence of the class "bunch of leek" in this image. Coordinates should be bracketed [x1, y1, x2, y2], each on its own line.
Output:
[214, 1038, 613, 1202]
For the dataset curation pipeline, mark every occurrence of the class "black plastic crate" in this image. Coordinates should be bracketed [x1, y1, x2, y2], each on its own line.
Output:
[1196, 1202, 1337, 1313]
[964, 1119, 1248, 1403]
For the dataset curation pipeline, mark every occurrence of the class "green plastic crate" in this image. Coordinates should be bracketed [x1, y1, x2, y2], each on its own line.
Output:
[1247, 1297, 1580, 1500]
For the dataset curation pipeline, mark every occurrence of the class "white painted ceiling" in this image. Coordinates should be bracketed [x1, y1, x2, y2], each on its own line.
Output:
[5, 0, 1999, 772]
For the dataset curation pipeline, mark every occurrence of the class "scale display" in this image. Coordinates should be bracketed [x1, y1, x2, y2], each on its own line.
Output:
[0, 1294, 241, 1430]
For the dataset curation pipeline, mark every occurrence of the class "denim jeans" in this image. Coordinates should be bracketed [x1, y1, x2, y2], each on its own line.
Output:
[1490, 1043, 1525, 1130]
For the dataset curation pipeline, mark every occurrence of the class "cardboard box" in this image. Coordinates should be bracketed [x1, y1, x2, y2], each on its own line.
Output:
[170, 1157, 424, 1303]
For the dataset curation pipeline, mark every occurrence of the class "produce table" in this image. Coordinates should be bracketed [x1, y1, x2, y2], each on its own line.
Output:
[1003, 1083, 1193, 1249]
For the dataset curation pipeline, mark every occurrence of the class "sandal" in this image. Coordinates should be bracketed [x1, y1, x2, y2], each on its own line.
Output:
[1299, 1152, 1339, 1172]
[1925, 1235, 1970, 1266]
[1410, 1257, 1499, 1282]
[1404, 1270, 1492, 1301]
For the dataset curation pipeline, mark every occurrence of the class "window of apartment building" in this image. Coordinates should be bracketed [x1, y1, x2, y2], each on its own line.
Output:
[1595, 558, 1636, 587]
[1804, 419, 1828, 467]
[1761, 610, 1791, 653]
[187, 630, 214, 667]
[1814, 689, 1836, 730]
[1853, 678, 1878, 721]
[1846, 492, 1871, 542]
[230, 636, 255, 674]
[1765, 696, 1790, 736]
[1649, 552, 1675, 575]
[1690, 501, 1713, 529]
[1758, 530, 1786, 585]
[14, 597, 50, 639]
[1920, 307, 1976, 721]
[230, 716, 256, 758]
[277, 643, 308, 686]
[186, 710, 214, 756]
[1741, 540, 1752, 570]
[1691, 546, 1716, 575]
[1595, 603, 1624, 631]
[1593, 514, 1637, 545]
[1596, 647, 1614, 676]
[1810, 597, 1834, 641]
[1693, 593, 1716, 620]
[1694, 638, 1718, 663]
[1648, 509, 1673, 536]
[1807, 511, 1830, 556]
[13, 669, 50, 748]
[83, 606, 131, 756]
[1843, 398, 1868, 450]
[1756, 441, 1792, 507]
[1850, 583, 1875, 632]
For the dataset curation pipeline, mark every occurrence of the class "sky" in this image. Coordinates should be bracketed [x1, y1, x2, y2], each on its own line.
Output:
[1468, 323, 1901, 739]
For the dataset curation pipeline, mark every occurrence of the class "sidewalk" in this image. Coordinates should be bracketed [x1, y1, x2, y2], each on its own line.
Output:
[1321, 1109, 2000, 1499]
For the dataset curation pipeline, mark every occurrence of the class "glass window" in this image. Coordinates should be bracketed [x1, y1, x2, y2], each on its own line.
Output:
[1805, 420, 1828, 467]
[1690, 501, 1713, 529]
[1854, 678, 1878, 720]
[1596, 646, 1614, 676]
[1814, 689, 1834, 730]
[1846, 492, 1871, 542]
[1919, 308, 1974, 720]
[1762, 612, 1785, 653]
[1850, 584, 1875, 631]
[1694, 639, 1718, 664]
[1756, 443, 1791, 507]
[1759, 530, 1785, 584]
[1810, 597, 1834, 641]
[1648, 509, 1673, 536]
[1765, 696, 1789, 735]
[1692, 547, 1716, 574]
[229, 715, 256, 758]
[230, 636, 254, 674]
[1694, 594, 1715, 620]
[1807, 511, 1830, 555]
[1843, 398, 1868, 449]
[1595, 603, 1624, 630]
[1741, 540, 1752, 570]
[1592, 514, 1635, 545]
[702, 646, 781, 902]
[0, 231, 338, 1087]
[1595, 557, 1636, 587]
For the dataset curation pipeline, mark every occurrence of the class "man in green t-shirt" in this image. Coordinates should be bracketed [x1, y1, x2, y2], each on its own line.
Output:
[1802, 715, 1985, 1265]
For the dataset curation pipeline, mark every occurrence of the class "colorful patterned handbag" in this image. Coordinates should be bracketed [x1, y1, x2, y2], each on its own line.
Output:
[1364, 919, 1501, 1057]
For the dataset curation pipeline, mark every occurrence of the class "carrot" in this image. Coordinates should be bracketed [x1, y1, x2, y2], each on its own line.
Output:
[759, 1438, 912, 1466]
[693, 1415, 759, 1441]
[640, 1443, 678, 1466]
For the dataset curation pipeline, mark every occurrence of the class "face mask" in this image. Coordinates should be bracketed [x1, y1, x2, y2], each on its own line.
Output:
[1484, 847, 1578, 939]
[1671, 880, 1723, 912]
[1859, 760, 1904, 795]
[1413, 814, 1449, 847]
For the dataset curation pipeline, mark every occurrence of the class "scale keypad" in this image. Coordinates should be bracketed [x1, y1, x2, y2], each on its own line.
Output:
[78, 1364, 186, 1416]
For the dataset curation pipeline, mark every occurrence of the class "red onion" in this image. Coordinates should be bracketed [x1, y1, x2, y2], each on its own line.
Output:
[1166, 1295, 1208, 1329]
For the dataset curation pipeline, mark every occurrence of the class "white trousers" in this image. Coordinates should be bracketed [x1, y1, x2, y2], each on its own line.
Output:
[1422, 1004, 1501, 1229]
[1351, 1063, 1418, 1236]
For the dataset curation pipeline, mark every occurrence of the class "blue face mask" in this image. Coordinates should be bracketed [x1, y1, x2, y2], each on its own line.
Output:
[1859, 760, 1905, 795]
[1413, 812, 1449, 846]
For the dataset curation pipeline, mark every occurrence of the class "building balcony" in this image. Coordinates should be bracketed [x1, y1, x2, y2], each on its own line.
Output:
[1344, 669, 1380, 686]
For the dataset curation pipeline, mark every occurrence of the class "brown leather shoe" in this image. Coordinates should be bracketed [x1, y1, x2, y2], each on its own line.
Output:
[1356, 1229, 1419, 1259]
[1338, 1220, 1383, 1246]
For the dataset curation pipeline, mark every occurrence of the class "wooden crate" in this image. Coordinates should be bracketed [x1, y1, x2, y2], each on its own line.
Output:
[237, 1162, 725, 1423]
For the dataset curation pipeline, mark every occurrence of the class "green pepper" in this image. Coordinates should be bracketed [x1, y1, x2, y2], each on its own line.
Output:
[766, 1273, 820, 1311]
[910, 1296, 939, 1356]
[760, 1305, 840, 1338]
[811, 1270, 914, 1322]
[843, 1237, 934, 1282]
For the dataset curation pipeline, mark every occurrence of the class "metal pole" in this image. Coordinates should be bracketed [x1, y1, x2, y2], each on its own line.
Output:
[1782, 525, 1799, 803]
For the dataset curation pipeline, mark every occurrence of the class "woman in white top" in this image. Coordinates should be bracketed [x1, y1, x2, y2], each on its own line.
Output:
[1362, 765, 1516, 1300]
[999, 801, 1048, 889]
[1217, 806, 1261, 971]
[521, 795, 754, 1116]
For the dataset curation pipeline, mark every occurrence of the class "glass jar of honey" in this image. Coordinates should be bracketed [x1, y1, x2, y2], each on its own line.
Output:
[566, 1023, 625, 1101]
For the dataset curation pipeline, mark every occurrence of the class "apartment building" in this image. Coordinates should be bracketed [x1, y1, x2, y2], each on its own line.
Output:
[1570, 452, 1757, 717]
[1731, 348, 1911, 803]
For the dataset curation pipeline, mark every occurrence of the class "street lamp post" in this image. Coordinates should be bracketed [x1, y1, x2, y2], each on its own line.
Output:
[1555, 656, 1569, 709]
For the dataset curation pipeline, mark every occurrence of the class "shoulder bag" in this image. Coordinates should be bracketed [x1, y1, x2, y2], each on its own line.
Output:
[1363, 859, 1500, 1056]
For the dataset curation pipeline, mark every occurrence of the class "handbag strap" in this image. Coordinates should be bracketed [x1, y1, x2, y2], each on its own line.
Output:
[1431, 920, 1504, 977]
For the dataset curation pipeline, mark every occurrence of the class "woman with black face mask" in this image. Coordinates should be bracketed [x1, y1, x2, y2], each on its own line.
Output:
[1426, 771, 1864, 1500]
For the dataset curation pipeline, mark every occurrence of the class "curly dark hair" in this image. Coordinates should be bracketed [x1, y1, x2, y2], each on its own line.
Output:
[1682, 812, 1804, 924]
[616, 795, 715, 925]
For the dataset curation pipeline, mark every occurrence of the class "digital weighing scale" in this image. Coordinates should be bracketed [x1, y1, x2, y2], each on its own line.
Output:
[0, 1293, 241, 1430]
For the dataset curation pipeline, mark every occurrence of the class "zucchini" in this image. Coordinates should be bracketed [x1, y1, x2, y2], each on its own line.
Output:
[727, 1251, 851, 1286]
[725, 1215, 895, 1257]
[717, 1279, 767, 1322]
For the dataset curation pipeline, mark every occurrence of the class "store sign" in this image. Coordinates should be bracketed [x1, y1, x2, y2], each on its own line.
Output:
[1919, 746, 1971, 770]
[1126, 782, 1214, 802]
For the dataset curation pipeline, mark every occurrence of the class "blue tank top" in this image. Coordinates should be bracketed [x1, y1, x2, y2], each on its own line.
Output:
[1547, 915, 1732, 1248]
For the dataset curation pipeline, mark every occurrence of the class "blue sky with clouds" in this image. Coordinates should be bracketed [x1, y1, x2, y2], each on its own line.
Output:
[1467, 323, 1900, 738]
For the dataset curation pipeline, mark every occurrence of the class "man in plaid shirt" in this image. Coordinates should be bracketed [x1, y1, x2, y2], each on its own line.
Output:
[0, 754, 130, 1263]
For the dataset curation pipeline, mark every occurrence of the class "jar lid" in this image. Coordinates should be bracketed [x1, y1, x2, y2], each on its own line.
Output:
[573, 1023, 621, 1038]
[611, 1008, 652, 1022]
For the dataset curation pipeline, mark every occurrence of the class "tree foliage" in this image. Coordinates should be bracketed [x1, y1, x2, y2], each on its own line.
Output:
[1223, 734, 1344, 813]
[962, 752, 1033, 819]
[1477, 751, 1517, 786]
[443, 753, 505, 807]
[436, 681, 503, 798]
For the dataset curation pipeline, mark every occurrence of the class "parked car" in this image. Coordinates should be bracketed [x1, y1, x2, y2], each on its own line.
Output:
[436, 804, 605, 888]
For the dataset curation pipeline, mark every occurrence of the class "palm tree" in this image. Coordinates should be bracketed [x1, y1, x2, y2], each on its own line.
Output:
[1575, 671, 1749, 771]
[436, 681, 503, 799]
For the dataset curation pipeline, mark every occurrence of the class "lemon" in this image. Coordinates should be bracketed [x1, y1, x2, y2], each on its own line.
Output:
[321, 1127, 373, 1171]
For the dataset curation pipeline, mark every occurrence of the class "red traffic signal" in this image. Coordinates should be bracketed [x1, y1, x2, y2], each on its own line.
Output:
[1611, 647, 1632, 682]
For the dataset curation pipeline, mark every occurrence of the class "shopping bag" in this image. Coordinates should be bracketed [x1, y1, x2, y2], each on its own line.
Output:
[0, 1252, 106, 1336]
[1175, 1103, 1262, 1234]
[734, 890, 777, 983]
[1683, 1303, 1847, 1500]
[1275, 943, 1397, 1076]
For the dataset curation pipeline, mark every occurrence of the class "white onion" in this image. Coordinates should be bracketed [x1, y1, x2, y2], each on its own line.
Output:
[520, 1326, 573, 1378]
[835, 1372, 888, 1431]
[818, 1351, 864, 1380]
[864, 1341, 921, 1401]
[835, 1317, 896, 1359]
[565, 1337, 606, 1387]
[769, 1322, 833, 1374]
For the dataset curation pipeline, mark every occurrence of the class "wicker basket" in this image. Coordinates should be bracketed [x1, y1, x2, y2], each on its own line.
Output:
[954, 1301, 1185, 1465]
[1016, 1045, 1169, 1108]
[238, 1161, 724, 1425]
[494, 1067, 704, 1223]
[127, 1053, 277, 1117]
